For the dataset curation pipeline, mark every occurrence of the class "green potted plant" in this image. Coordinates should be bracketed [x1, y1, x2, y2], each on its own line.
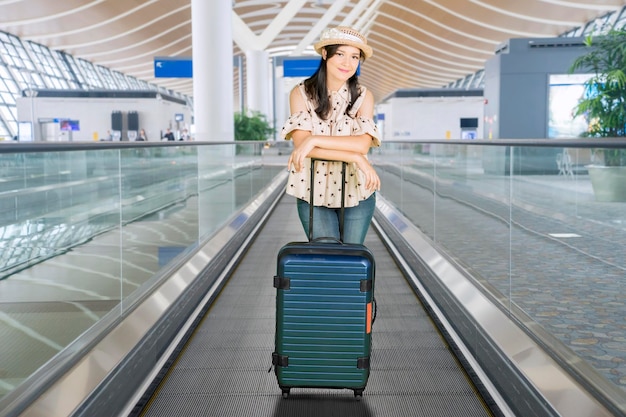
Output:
[234, 110, 275, 155]
[569, 28, 626, 201]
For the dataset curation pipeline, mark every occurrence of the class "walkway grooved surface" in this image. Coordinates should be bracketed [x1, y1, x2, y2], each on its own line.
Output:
[140, 196, 493, 417]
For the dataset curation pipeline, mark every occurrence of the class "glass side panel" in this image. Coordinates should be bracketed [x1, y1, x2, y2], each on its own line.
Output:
[0, 148, 123, 398]
[0, 142, 284, 401]
[372, 140, 626, 397]
[509, 146, 626, 391]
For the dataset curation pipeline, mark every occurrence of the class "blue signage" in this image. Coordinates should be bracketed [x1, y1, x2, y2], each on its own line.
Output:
[154, 57, 242, 78]
[154, 56, 361, 79]
[283, 58, 322, 77]
[154, 57, 192, 78]
[283, 57, 360, 77]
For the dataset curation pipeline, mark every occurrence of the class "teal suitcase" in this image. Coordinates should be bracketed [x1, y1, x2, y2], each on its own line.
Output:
[272, 161, 376, 399]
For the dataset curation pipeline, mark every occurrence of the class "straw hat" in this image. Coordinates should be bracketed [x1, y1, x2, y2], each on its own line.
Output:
[313, 26, 373, 59]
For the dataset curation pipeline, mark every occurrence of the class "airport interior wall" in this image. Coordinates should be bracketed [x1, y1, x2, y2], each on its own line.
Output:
[484, 37, 590, 140]
[377, 90, 484, 141]
[16, 92, 192, 142]
[482, 36, 592, 174]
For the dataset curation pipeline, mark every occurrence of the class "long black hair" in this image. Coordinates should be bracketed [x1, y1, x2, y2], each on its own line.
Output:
[303, 45, 363, 120]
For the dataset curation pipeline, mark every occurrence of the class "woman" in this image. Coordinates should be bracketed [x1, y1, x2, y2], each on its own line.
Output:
[281, 26, 381, 245]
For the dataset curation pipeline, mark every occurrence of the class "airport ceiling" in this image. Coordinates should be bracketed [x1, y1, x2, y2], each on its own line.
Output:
[2, 0, 626, 103]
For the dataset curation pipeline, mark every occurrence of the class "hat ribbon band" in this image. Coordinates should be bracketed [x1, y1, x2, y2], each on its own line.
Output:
[321, 28, 365, 45]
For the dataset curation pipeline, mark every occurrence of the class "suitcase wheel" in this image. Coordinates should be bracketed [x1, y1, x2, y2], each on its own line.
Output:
[353, 389, 364, 400]
[281, 388, 290, 399]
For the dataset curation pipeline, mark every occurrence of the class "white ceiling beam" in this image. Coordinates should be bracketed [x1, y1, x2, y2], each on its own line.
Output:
[232, 0, 308, 52]
[2, 0, 105, 27]
[258, 0, 309, 49]
[232, 12, 263, 51]
[469, 0, 582, 26]
[378, 12, 496, 53]
[339, 0, 374, 28]
[538, 0, 622, 11]
[354, 0, 384, 32]
[422, 0, 553, 37]
[99, 37, 191, 65]
[54, 2, 184, 49]
[290, 0, 351, 56]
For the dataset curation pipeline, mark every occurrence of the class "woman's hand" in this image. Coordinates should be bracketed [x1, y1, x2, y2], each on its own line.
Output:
[287, 135, 317, 172]
[355, 155, 380, 192]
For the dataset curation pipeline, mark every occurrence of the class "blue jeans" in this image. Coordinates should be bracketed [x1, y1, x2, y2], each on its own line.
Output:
[296, 193, 376, 245]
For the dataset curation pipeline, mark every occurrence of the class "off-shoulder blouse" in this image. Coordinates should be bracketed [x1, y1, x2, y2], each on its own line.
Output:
[280, 83, 380, 208]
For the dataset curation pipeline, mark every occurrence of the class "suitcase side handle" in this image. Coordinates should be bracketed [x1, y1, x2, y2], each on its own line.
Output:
[309, 159, 347, 242]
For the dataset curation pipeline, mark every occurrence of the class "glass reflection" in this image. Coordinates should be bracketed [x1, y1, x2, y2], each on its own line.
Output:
[372, 140, 626, 394]
[0, 141, 284, 401]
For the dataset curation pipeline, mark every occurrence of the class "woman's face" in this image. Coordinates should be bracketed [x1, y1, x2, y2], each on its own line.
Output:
[324, 45, 361, 84]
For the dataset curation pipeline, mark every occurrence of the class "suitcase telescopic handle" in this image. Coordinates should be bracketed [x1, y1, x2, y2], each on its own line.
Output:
[309, 159, 347, 242]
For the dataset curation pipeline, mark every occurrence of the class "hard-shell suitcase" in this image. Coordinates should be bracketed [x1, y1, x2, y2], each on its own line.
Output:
[272, 160, 376, 399]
